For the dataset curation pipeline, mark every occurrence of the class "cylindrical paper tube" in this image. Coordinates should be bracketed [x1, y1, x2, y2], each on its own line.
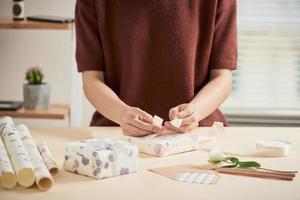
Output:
[0, 116, 14, 132]
[0, 137, 17, 189]
[0, 125, 35, 187]
[17, 124, 53, 190]
[37, 141, 59, 177]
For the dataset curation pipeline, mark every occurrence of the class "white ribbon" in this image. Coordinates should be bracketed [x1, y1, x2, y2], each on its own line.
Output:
[202, 122, 291, 157]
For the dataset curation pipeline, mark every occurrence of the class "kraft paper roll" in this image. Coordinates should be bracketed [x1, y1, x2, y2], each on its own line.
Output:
[0, 137, 17, 189]
[37, 141, 59, 177]
[0, 124, 35, 187]
[17, 124, 53, 191]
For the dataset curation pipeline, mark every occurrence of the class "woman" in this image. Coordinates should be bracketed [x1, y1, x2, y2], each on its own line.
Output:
[75, 0, 237, 136]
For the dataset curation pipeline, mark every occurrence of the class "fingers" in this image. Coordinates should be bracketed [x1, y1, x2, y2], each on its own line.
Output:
[122, 123, 151, 137]
[176, 106, 194, 119]
[126, 117, 153, 132]
[165, 121, 198, 133]
[180, 122, 199, 132]
[122, 107, 164, 136]
[181, 114, 199, 125]
[169, 103, 193, 120]
[164, 121, 185, 133]
[169, 108, 177, 121]
[131, 108, 164, 134]
[131, 107, 153, 124]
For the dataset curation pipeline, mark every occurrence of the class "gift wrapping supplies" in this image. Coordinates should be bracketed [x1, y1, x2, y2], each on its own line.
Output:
[0, 116, 57, 190]
[124, 132, 214, 157]
[64, 138, 139, 179]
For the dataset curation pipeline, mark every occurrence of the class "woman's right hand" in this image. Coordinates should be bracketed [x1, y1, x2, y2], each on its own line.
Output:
[119, 107, 164, 137]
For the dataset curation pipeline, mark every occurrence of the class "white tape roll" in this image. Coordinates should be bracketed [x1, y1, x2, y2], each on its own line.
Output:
[256, 140, 291, 157]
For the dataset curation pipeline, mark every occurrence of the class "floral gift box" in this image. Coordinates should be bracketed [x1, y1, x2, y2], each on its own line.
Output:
[63, 138, 139, 179]
[124, 133, 214, 157]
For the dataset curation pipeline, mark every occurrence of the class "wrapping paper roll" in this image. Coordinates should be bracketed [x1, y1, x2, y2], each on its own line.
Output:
[0, 116, 14, 132]
[17, 124, 53, 191]
[0, 116, 14, 126]
[0, 137, 17, 189]
[37, 141, 59, 177]
[0, 124, 35, 187]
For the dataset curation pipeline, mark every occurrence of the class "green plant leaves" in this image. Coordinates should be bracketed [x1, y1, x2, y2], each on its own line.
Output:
[208, 156, 261, 169]
[238, 161, 261, 169]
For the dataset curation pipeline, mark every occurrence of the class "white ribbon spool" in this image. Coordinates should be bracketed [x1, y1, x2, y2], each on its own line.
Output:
[256, 140, 290, 157]
[201, 122, 292, 157]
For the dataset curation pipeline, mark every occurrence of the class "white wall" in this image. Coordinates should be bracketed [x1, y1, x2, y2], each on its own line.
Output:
[0, 0, 94, 127]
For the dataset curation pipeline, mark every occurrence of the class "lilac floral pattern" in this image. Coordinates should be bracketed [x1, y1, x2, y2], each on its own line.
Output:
[154, 144, 163, 157]
[120, 168, 129, 175]
[108, 154, 114, 162]
[64, 138, 139, 179]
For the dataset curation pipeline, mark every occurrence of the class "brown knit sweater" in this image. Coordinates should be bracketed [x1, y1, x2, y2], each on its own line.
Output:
[75, 0, 237, 126]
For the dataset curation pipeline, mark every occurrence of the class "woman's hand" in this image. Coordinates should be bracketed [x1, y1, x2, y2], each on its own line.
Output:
[164, 103, 200, 133]
[120, 107, 164, 137]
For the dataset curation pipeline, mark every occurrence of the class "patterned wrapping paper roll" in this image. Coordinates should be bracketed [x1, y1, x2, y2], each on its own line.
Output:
[37, 141, 59, 177]
[17, 124, 53, 191]
[0, 116, 14, 126]
[0, 124, 35, 187]
[0, 137, 17, 189]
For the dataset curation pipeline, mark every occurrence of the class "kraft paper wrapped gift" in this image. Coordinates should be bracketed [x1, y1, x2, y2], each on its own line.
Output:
[124, 133, 214, 157]
[63, 138, 139, 179]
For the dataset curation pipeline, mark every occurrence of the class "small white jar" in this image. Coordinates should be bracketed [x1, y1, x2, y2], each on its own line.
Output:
[13, 0, 25, 20]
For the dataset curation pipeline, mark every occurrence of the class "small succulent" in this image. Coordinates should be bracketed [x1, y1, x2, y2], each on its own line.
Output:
[25, 67, 44, 84]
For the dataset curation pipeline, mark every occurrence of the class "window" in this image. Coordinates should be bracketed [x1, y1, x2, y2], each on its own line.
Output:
[222, 0, 300, 125]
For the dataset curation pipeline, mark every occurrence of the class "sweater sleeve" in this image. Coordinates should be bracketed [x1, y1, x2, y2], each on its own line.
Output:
[209, 0, 237, 70]
[75, 0, 105, 72]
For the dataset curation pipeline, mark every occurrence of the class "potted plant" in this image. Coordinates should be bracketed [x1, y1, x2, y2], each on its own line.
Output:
[23, 67, 50, 109]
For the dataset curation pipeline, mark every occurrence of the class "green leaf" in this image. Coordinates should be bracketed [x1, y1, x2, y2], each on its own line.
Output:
[207, 155, 262, 170]
[238, 161, 261, 169]
[222, 164, 238, 168]
[224, 157, 239, 165]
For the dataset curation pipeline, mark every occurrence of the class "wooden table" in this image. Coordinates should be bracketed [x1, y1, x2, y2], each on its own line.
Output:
[1, 127, 300, 200]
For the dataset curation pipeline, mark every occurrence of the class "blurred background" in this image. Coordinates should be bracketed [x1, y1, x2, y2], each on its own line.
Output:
[0, 0, 299, 127]
[221, 0, 300, 126]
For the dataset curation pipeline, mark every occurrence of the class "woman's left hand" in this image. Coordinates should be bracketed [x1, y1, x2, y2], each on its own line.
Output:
[164, 103, 200, 133]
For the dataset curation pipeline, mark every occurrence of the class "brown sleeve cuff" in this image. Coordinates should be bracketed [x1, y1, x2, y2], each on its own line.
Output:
[209, 60, 237, 70]
[77, 62, 105, 72]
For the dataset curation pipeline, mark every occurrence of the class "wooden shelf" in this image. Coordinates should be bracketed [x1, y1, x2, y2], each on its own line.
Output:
[0, 17, 73, 30]
[0, 103, 69, 120]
